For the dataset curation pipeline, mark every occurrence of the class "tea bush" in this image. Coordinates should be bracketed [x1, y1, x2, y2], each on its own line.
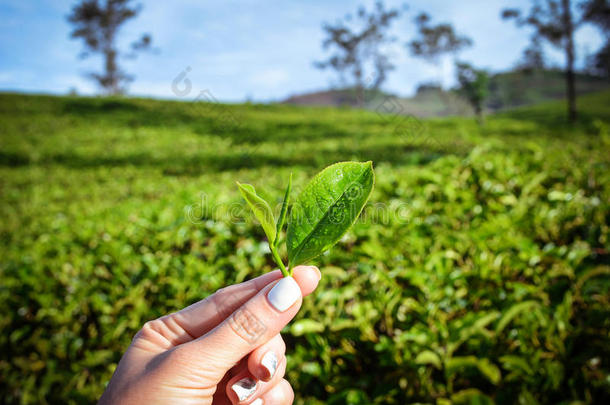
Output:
[1, 92, 609, 404]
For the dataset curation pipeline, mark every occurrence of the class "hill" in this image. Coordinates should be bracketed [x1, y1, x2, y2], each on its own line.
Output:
[1, 91, 609, 404]
[487, 68, 610, 110]
[283, 86, 472, 117]
[283, 69, 610, 117]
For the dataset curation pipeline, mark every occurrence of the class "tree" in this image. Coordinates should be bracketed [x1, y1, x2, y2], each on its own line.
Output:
[502, 0, 578, 122]
[316, 1, 400, 104]
[587, 41, 610, 77]
[518, 37, 547, 71]
[581, 0, 610, 31]
[68, 0, 153, 95]
[455, 62, 489, 124]
[408, 12, 472, 87]
[581, 0, 610, 78]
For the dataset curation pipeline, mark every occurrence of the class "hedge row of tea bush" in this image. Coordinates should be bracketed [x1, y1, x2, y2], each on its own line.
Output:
[1, 92, 609, 403]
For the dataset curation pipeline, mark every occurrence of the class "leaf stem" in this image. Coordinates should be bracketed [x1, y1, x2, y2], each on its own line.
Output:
[270, 245, 289, 277]
[270, 173, 292, 278]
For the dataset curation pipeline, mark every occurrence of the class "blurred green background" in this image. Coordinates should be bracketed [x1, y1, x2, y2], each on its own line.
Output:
[1, 90, 609, 404]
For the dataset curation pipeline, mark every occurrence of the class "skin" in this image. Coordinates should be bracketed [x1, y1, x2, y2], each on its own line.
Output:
[98, 265, 321, 405]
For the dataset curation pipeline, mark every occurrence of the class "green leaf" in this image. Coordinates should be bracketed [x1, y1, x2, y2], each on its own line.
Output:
[518, 389, 540, 405]
[476, 358, 502, 385]
[415, 350, 442, 369]
[237, 182, 276, 243]
[290, 319, 325, 336]
[274, 173, 292, 247]
[446, 356, 502, 385]
[287, 161, 375, 267]
[448, 311, 500, 356]
[495, 301, 539, 333]
[499, 355, 533, 376]
[451, 389, 495, 405]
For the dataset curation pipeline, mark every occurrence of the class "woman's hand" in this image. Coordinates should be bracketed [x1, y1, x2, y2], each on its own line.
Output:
[98, 265, 321, 405]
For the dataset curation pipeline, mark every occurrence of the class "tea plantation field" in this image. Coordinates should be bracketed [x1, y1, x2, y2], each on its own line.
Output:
[1, 91, 609, 404]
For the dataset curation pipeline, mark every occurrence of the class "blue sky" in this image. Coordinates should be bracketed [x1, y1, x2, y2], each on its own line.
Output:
[0, 0, 605, 102]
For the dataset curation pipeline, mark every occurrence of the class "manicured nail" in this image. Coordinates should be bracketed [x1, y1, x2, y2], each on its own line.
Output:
[251, 399, 263, 405]
[231, 377, 257, 402]
[261, 351, 278, 380]
[267, 276, 301, 312]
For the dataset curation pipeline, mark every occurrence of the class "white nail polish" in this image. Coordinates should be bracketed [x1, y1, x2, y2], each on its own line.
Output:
[267, 276, 301, 312]
[231, 377, 257, 402]
[261, 351, 278, 379]
[251, 399, 263, 405]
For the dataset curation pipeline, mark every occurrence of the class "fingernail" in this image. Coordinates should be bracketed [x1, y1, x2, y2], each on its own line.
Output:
[267, 276, 301, 312]
[251, 399, 263, 405]
[312, 266, 321, 281]
[231, 377, 257, 402]
[261, 351, 278, 380]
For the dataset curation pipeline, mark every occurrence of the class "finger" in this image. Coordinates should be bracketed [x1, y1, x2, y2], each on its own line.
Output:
[139, 266, 320, 347]
[186, 266, 321, 379]
[175, 266, 320, 336]
[257, 379, 294, 405]
[291, 265, 322, 297]
[248, 334, 286, 381]
[212, 363, 237, 405]
[227, 357, 287, 404]
[169, 271, 283, 339]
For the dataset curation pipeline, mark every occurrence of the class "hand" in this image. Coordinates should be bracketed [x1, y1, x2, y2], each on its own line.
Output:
[98, 265, 321, 405]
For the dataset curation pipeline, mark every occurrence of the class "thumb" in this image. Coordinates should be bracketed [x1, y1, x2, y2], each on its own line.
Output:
[184, 266, 321, 381]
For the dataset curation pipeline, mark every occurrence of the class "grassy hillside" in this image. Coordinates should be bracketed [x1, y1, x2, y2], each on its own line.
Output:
[1, 91, 609, 404]
[487, 69, 610, 110]
[283, 70, 610, 118]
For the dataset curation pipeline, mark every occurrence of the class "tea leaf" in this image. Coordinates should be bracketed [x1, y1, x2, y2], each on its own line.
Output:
[447, 356, 502, 385]
[290, 319, 325, 336]
[495, 301, 539, 333]
[287, 161, 374, 267]
[451, 389, 494, 405]
[499, 355, 534, 376]
[476, 358, 502, 385]
[415, 350, 442, 369]
[236, 182, 276, 243]
[273, 173, 292, 247]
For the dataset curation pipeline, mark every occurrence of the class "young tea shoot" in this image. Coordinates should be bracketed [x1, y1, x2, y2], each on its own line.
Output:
[237, 161, 375, 277]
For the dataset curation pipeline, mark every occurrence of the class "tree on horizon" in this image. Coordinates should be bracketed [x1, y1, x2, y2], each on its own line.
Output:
[315, 1, 401, 106]
[502, 0, 583, 122]
[68, 0, 154, 95]
[407, 12, 472, 89]
[456, 61, 489, 124]
[581, 0, 610, 78]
